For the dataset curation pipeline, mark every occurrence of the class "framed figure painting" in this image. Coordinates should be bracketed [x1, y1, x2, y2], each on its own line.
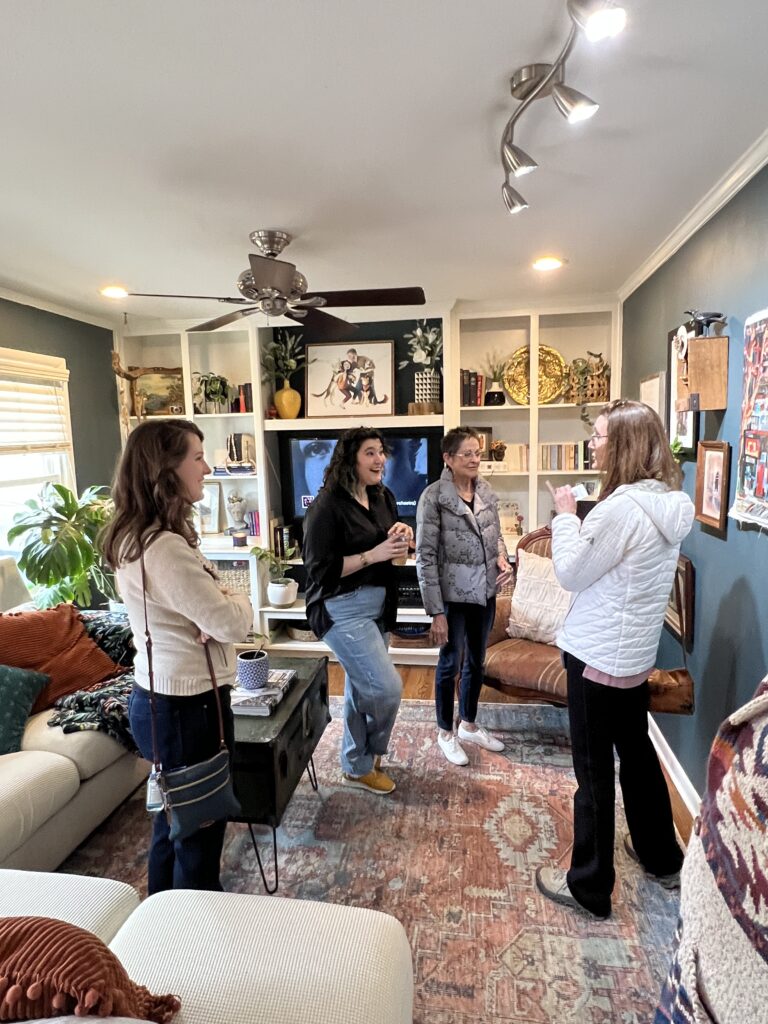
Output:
[667, 328, 697, 453]
[197, 481, 221, 534]
[664, 554, 694, 646]
[305, 341, 394, 417]
[695, 440, 730, 534]
[468, 427, 493, 457]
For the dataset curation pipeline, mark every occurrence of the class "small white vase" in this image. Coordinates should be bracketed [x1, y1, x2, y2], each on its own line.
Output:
[267, 579, 299, 608]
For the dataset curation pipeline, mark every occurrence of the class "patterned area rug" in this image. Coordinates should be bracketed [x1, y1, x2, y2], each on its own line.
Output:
[61, 700, 677, 1023]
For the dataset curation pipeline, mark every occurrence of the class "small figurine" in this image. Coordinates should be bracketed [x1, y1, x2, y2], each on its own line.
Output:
[226, 492, 248, 533]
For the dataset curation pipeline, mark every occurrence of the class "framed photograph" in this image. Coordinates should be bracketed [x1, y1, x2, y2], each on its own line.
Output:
[197, 481, 221, 535]
[129, 366, 185, 418]
[305, 341, 394, 417]
[640, 371, 667, 424]
[666, 330, 697, 452]
[664, 554, 694, 645]
[695, 440, 731, 534]
[468, 427, 492, 456]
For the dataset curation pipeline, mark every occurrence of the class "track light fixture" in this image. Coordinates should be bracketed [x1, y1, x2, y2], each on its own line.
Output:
[499, 0, 626, 215]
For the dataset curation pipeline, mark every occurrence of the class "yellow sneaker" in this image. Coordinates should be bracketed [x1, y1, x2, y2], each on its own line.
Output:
[342, 769, 396, 795]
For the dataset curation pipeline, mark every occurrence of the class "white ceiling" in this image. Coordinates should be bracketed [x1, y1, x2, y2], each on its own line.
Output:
[2, 0, 768, 328]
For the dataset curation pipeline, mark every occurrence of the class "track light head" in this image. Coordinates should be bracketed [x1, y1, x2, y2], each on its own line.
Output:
[501, 183, 529, 215]
[552, 83, 599, 123]
[502, 140, 538, 177]
[567, 0, 626, 41]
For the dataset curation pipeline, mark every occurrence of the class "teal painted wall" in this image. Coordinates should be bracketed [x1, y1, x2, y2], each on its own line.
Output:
[0, 297, 121, 488]
[622, 164, 768, 793]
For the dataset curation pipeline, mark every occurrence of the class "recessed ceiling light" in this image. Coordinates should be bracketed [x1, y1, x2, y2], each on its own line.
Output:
[532, 256, 566, 271]
[100, 285, 129, 299]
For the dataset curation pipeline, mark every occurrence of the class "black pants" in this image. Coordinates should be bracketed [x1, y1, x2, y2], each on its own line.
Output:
[434, 599, 496, 732]
[564, 653, 683, 917]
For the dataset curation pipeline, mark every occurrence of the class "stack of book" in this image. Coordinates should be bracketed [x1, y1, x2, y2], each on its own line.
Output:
[459, 369, 485, 406]
[231, 382, 254, 413]
[230, 668, 297, 716]
[538, 441, 593, 471]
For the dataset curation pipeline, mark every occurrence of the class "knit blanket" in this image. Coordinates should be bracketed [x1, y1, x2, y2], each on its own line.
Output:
[655, 678, 768, 1022]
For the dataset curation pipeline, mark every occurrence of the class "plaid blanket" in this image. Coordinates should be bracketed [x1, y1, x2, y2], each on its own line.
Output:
[48, 671, 137, 753]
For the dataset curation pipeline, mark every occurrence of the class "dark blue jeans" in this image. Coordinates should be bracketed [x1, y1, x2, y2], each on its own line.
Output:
[564, 653, 683, 917]
[434, 599, 496, 732]
[128, 685, 235, 895]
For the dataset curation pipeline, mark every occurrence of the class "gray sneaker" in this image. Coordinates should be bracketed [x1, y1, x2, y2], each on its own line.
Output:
[535, 866, 611, 920]
[623, 834, 681, 890]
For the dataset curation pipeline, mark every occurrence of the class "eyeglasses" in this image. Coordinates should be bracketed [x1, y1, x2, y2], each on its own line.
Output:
[589, 433, 608, 442]
[454, 450, 482, 459]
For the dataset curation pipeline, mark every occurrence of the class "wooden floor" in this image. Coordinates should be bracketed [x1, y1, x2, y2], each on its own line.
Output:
[328, 661, 693, 844]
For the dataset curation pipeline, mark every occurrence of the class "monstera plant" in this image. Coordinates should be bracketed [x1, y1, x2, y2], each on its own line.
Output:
[8, 483, 118, 608]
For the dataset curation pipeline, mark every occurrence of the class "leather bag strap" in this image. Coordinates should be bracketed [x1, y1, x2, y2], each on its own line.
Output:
[673, 568, 688, 670]
[140, 552, 227, 769]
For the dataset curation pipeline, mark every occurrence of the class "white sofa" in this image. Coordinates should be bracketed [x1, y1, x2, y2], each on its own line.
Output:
[1, 868, 414, 1024]
[0, 558, 147, 870]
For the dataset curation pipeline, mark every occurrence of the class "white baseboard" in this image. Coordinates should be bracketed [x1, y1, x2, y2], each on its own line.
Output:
[648, 715, 701, 822]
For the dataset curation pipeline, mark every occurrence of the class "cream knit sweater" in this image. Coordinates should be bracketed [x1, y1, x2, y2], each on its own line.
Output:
[116, 531, 253, 696]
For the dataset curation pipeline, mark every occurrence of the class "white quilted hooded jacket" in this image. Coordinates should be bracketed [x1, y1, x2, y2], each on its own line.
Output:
[552, 480, 694, 677]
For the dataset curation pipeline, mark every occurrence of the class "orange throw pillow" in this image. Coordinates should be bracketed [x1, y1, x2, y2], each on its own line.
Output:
[0, 916, 180, 1022]
[0, 604, 124, 714]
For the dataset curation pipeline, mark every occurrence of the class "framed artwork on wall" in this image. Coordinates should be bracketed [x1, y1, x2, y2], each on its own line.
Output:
[664, 554, 694, 646]
[129, 366, 185, 418]
[695, 440, 731, 534]
[666, 329, 697, 452]
[640, 371, 667, 424]
[305, 341, 394, 417]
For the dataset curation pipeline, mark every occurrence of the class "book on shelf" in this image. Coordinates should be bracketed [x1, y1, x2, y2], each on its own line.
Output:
[476, 372, 484, 406]
[231, 668, 297, 716]
[537, 441, 592, 471]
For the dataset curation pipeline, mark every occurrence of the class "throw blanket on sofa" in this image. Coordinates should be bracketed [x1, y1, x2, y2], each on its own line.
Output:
[48, 672, 137, 753]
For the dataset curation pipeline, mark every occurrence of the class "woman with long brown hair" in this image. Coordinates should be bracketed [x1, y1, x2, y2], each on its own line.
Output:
[101, 419, 252, 893]
[536, 400, 694, 920]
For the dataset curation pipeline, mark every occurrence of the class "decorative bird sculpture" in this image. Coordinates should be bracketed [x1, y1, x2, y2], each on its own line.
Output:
[684, 309, 728, 335]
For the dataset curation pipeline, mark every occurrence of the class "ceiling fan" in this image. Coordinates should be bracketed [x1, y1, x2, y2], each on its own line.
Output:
[119, 230, 426, 340]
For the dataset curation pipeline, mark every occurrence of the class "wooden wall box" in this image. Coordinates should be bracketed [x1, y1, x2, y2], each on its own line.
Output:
[686, 336, 729, 411]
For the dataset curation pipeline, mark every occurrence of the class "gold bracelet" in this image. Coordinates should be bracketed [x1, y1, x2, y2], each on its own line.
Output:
[359, 551, 369, 568]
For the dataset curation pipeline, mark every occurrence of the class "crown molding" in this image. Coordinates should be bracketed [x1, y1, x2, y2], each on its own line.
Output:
[619, 127, 768, 302]
[0, 285, 118, 331]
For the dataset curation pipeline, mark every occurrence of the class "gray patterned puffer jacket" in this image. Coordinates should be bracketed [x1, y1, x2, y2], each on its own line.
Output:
[416, 468, 507, 615]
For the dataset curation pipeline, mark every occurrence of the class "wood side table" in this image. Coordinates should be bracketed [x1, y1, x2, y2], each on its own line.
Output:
[231, 656, 329, 892]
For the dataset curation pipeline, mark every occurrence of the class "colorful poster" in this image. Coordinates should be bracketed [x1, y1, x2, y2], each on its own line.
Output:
[729, 308, 768, 526]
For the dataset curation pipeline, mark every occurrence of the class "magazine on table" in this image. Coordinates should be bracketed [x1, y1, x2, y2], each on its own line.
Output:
[230, 668, 297, 716]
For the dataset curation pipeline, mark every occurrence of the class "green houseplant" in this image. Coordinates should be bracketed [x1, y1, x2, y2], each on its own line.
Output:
[260, 331, 314, 419]
[251, 544, 299, 607]
[8, 483, 118, 608]
[192, 372, 235, 414]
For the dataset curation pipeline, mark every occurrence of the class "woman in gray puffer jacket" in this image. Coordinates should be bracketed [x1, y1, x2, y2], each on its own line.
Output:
[416, 427, 512, 766]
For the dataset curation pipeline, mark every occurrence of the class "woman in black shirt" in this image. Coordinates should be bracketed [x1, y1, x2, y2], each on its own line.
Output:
[302, 428, 413, 795]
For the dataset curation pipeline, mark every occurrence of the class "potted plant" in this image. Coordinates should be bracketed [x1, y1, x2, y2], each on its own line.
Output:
[399, 320, 443, 405]
[8, 483, 119, 608]
[192, 372, 236, 414]
[483, 352, 508, 406]
[251, 544, 299, 608]
[260, 331, 314, 419]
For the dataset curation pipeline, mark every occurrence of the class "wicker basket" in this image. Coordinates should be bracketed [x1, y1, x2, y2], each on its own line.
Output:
[212, 561, 252, 595]
[286, 622, 320, 642]
[389, 624, 432, 649]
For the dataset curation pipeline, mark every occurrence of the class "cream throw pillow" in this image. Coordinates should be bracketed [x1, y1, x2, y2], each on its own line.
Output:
[506, 549, 571, 645]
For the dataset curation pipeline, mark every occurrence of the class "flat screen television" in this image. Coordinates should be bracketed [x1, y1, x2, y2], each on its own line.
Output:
[278, 428, 443, 527]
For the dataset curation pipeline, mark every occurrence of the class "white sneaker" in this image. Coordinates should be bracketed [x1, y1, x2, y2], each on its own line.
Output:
[457, 723, 504, 752]
[437, 731, 469, 766]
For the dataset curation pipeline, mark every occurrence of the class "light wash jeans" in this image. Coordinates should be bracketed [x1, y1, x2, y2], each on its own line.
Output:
[324, 586, 403, 777]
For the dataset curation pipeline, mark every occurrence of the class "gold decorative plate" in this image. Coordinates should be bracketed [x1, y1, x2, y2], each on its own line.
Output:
[502, 345, 568, 405]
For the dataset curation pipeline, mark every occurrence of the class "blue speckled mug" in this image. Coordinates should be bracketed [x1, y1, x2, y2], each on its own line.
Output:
[237, 649, 269, 689]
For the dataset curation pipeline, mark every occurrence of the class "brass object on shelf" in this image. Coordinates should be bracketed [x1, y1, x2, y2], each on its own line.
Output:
[564, 351, 611, 405]
[502, 345, 568, 405]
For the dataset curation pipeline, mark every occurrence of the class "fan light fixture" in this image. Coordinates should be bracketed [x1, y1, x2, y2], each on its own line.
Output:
[532, 256, 566, 271]
[100, 285, 129, 299]
[498, 0, 626, 215]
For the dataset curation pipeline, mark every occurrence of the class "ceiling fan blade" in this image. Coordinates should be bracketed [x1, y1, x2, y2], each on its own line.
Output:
[188, 307, 259, 333]
[302, 287, 426, 308]
[248, 254, 297, 295]
[129, 291, 250, 304]
[286, 306, 359, 341]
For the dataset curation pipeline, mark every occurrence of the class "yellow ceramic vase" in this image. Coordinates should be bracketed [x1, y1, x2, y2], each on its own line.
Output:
[274, 379, 302, 419]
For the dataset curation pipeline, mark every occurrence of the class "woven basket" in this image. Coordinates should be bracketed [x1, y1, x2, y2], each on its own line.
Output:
[286, 623, 319, 642]
[389, 624, 431, 649]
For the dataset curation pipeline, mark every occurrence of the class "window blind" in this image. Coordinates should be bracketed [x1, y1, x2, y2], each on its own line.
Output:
[0, 348, 73, 457]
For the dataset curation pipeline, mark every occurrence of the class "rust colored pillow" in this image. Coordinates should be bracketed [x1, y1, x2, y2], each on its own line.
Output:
[0, 916, 180, 1022]
[0, 604, 124, 714]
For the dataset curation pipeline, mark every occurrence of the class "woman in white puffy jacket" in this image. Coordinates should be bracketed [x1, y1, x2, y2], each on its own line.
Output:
[536, 399, 694, 920]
